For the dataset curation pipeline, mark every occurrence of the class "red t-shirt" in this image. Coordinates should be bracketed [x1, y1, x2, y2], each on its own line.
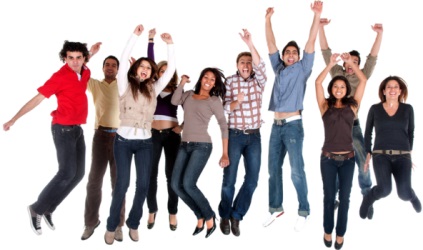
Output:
[37, 64, 90, 125]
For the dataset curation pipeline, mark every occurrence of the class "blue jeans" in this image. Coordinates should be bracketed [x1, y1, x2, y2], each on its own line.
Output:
[171, 142, 214, 221]
[268, 120, 310, 216]
[370, 153, 417, 202]
[219, 129, 261, 220]
[106, 134, 153, 231]
[352, 120, 372, 195]
[321, 154, 355, 237]
[32, 124, 85, 215]
[147, 129, 180, 215]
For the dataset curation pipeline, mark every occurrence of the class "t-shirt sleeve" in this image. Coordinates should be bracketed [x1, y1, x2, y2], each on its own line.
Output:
[37, 72, 61, 98]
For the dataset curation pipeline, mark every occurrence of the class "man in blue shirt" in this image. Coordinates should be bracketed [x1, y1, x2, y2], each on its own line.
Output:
[263, 1, 323, 232]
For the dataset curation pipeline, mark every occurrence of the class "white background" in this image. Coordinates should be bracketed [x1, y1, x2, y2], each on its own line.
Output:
[0, 0, 422, 249]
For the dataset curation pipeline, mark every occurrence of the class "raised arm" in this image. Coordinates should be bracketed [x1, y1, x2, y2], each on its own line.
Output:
[304, 0, 323, 53]
[342, 53, 367, 105]
[3, 93, 45, 131]
[118, 24, 144, 96]
[147, 28, 156, 61]
[171, 75, 189, 106]
[315, 53, 340, 115]
[239, 29, 260, 66]
[88, 42, 102, 60]
[318, 18, 331, 51]
[265, 7, 277, 54]
[369, 23, 383, 57]
[154, 33, 175, 95]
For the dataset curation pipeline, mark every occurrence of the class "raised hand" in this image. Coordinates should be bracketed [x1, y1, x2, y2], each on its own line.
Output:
[319, 18, 331, 27]
[311, 0, 323, 14]
[239, 29, 253, 46]
[160, 33, 173, 44]
[148, 28, 156, 39]
[265, 7, 274, 19]
[329, 53, 340, 66]
[180, 74, 190, 85]
[89, 42, 102, 57]
[371, 23, 383, 34]
[133, 24, 144, 36]
[340, 52, 351, 63]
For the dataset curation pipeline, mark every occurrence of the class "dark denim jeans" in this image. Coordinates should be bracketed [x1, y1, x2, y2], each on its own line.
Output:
[320, 154, 355, 237]
[147, 129, 180, 215]
[268, 120, 310, 216]
[370, 153, 417, 202]
[352, 121, 372, 195]
[219, 129, 261, 220]
[31, 124, 85, 215]
[84, 129, 125, 227]
[171, 142, 214, 221]
[106, 134, 153, 231]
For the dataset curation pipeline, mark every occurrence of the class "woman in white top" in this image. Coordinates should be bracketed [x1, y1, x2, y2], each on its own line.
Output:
[104, 24, 176, 245]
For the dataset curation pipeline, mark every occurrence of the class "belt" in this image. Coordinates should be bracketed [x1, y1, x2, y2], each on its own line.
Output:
[231, 128, 260, 134]
[98, 125, 117, 133]
[152, 127, 174, 134]
[322, 151, 355, 161]
[372, 150, 411, 155]
[274, 115, 302, 126]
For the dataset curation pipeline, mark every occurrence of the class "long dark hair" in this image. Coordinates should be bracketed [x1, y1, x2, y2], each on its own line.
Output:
[326, 75, 358, 108]
[127, 57, 158, 101]
[194, 67, 226, 100]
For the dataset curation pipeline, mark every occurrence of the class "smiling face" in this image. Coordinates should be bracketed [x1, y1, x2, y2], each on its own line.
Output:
[343, 55, 359, 75]
[282, 46, 299, 66]
[137, 60, 152, 81]
[237, 55, 253, 79]
[383, 80, 402, 102]
[64, 51, 85, 73]
[200, 71, 216, 93]
[103, 58, 118, 81]
[331, 79, 347, 99]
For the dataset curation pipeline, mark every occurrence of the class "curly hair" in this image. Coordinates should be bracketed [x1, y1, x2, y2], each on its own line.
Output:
[59, 40, 90, 63]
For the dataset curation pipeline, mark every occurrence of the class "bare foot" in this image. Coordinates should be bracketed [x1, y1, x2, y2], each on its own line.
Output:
[324, 233, 332, 242]
[148, 213, 156, 224]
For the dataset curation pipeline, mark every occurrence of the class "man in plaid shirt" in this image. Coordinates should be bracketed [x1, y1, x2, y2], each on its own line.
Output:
[218, 28, 267, 237]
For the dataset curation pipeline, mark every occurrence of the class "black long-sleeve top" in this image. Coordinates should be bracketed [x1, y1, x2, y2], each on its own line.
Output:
[364, 102, 414, 154]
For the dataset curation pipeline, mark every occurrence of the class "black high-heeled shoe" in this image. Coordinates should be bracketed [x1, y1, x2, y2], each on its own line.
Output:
[147, 213, 156, 229]
[334, 237, 344, 250]
[192, 219, 205, 236]
[323, 234, 332, 248]
[169, 214, 177, 231]
[205, 215, 216, 238]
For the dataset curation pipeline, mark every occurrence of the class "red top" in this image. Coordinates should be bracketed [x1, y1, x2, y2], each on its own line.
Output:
[37, 64, 90, 125]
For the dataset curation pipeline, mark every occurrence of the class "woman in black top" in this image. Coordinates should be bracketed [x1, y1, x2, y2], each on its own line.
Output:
[315, 53, 367, 250]
[360, 76, 421, 219]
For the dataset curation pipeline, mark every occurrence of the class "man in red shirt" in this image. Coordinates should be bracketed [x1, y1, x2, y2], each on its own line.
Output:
[3, 40, 100, 236]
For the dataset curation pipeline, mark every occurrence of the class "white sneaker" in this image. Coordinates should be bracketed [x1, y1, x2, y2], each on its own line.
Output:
[262, 211, 284, 227]
[294, 216, 308, 232]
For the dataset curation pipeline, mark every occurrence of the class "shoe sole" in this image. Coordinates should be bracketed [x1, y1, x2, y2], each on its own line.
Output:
[81, 221, 101, 240]
[43, 215, 55, 230]
[27, 206, 42, 235]
[263, 211, 284, 227]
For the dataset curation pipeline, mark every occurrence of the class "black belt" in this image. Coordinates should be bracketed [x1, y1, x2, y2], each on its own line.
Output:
[322, 151, 355, 161]
[98, 125, 117, 133]
[152, 127, 175, 134]
[231, 128, 260, 134]
[372, 150, 411, 155]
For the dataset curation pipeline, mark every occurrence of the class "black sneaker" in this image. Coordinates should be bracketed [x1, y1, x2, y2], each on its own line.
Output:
[43, 213, 55, 230]
[27, 206, 42, 235]
[367, 205, 374, 219]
